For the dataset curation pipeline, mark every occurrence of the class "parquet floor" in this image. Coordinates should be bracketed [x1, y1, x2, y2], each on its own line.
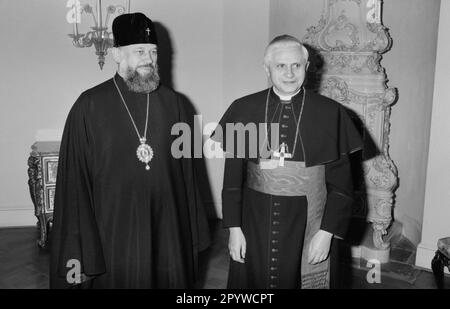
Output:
[0, 220, 448, 289]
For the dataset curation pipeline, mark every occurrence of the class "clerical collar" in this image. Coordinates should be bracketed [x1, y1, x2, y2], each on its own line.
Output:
[272, 87, 302, 102]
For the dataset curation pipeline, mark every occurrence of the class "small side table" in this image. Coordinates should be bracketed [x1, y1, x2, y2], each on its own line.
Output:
[27, 141, 60, 248]
[431, 237, 450, 289]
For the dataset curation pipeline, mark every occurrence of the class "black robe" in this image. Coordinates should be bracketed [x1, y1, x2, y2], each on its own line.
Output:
[50, 74, 210, 289]
[211, 88, 363, 289]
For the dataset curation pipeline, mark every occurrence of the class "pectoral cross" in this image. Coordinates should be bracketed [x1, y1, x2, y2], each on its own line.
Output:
[146, 28, 151, 36]
[273, 143, 292, 167]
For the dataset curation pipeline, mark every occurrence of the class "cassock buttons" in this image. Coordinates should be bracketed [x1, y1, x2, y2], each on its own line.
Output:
[274, 202, 280, 206]
[271, 248, 279, 253]
[281, 134, 287, 138]
[272, 230, 279, 235]
[271, 239, 279, 244]
[283, 115, 289, 119]
[281, 124, 288, 128]
[273, 212, 280, 216]
[272, 221, 280, 225]
[270, 267, 277, 271]
[270, 284, 277, 288]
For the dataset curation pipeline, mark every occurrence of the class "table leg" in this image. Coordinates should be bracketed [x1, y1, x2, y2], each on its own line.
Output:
[431, 251, 444, 289]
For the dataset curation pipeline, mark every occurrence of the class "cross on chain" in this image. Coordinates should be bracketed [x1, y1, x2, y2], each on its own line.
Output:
[272, 143, 292, 167]
[146, 28, 151, 35]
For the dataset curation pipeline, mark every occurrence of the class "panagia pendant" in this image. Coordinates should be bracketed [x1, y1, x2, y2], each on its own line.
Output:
[136, 139, 154, 170]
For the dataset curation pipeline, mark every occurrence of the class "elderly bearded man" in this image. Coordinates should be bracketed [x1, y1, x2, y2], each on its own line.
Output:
[211, 35, 363, 289]
[50, 13, 210, 289]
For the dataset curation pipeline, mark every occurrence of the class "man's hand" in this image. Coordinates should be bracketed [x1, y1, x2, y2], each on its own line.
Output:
[228, 227, 246, 263]
[308, 229, 333, 265]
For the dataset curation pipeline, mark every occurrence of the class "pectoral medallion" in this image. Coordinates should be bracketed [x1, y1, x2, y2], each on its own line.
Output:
[136, 138, 153, 170]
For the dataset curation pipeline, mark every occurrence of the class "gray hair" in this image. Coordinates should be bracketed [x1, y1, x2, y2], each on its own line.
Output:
[263, 35, 309, 66]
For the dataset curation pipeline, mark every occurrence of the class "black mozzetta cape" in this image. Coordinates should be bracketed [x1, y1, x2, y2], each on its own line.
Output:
[50, 74, 210, 288]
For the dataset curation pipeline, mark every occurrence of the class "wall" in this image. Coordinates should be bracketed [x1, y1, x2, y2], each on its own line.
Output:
[383, 0, 441, 246]
[416, 0, 450, 272]
[269, 0, 322, 40]
[217, 0, 270, 216]
[0, 0, 269, 226]
[0, 0, 117, 226]
[269, 0, 441, 246]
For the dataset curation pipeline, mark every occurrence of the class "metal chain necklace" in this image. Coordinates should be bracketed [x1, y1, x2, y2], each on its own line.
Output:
[263, 87, 306, 159]
[113, 77, 154, 170]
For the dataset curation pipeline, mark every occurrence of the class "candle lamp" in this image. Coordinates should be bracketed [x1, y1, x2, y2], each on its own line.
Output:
[68, 0, 130, 70]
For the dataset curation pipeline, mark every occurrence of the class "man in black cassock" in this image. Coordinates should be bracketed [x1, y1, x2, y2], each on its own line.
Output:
[211, 35, 363, 289]
[50, 13, 210, 288]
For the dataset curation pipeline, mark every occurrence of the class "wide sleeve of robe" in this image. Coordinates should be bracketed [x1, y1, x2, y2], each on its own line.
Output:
[221, 157, 247, 228]
[176, 95, 211, 280]
[320, 154, 355, 239]
[209, 100, 248, 228]
[50, 93, 106, 288]
[319, 105, 363, 239]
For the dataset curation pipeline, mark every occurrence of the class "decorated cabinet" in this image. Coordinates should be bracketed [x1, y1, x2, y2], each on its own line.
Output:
[28, 141, 60, 248]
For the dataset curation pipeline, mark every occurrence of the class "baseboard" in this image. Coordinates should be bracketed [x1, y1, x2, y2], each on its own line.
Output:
[0, 207, 37, 227]
[398, 215, 422, 246]
[416, 242, 450, 274]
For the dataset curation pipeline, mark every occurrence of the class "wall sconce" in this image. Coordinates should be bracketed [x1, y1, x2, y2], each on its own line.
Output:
[67, 0, 130, 69]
